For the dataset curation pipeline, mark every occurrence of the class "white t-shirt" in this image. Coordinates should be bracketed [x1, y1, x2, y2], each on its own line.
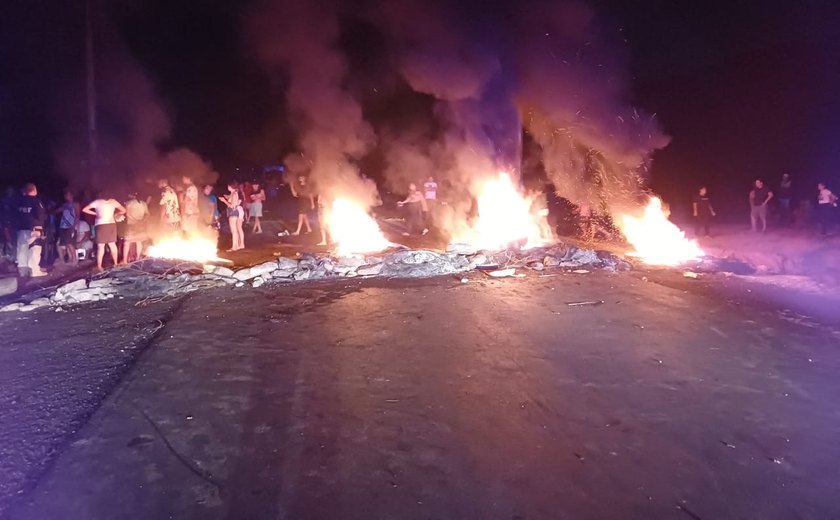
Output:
[818, 188, 835, 205]
[89, 199, 120, 226]
[424, 180, 438, 200]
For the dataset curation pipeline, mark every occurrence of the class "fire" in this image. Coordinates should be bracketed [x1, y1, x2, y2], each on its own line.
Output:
[146, 236, 229, 264]
[618, 197, 703, 265]
[326, 198, 390, 256]
[453, 172, 549, 251]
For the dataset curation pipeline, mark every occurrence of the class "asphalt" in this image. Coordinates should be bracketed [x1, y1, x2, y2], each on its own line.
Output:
[3, 269, 840, 519]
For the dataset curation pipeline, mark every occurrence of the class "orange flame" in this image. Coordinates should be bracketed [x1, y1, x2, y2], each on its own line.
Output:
[146, 236, 229, 264]
[453, 172, 549, 251]
[326, 198, 390, 256]
[619, 197, 703, 265]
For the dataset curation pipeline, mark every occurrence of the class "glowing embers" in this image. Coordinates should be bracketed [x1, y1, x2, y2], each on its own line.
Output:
[452, 172, 550, 251]
[619, 197, 703, 265]
[325, 198, 390, 256]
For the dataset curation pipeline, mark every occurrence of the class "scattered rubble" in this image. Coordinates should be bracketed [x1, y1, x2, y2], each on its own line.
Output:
[0, 243, 632, 312]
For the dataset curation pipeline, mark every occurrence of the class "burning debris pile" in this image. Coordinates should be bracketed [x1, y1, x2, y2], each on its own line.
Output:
[0, 243, 630, 312]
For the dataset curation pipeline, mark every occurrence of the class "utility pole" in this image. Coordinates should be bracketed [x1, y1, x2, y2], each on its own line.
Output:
[85, 0, 98, 185]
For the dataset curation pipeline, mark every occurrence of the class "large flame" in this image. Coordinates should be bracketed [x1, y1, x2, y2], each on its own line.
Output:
[619, 197, 703, 265]
[326, 198, 390, 256]
[453, 172, 549, 251]
[146, 236, 229, 264]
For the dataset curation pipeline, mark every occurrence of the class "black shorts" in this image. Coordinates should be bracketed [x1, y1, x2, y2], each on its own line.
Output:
[58, 227, 74, 246]
[297, 197, 312, 214]
[95, 223, 117, 244]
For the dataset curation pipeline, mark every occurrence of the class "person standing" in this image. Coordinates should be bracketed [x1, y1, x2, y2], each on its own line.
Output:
[14, 183, 47, 277]
[55, 190, 80, 266]
[290, 175, 315, 236]
[249, 182, 266, 234]
[82, 193, 126, 271]
[158, 180, 181, 234]
[816, 182, 838, 236]
[749, 179, 773, 233]
[221, 182, 245, 251]
[200, 184, 220, 230]
[692, 187, 716, 237]
[423, 175, 437, 232]
[778, 173, 793, 226]
[397, 183, 428, 236]
[180, 181, 201, 236]
[123, 192, 149, 263]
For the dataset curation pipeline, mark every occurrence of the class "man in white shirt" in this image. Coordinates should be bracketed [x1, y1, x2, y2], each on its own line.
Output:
[422, 176, 438, 234]
[817, 182, 838, 236]
[82, 194, 126, 270]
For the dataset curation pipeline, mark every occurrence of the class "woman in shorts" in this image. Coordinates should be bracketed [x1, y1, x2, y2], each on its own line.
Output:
[290, 175, 315, 235]
[249, 182, 266, 234]
[83, 192, 126, 270]
[220, 182, 245, 251]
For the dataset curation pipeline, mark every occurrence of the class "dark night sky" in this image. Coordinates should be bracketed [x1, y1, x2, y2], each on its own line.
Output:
[2, 0, 839, 215]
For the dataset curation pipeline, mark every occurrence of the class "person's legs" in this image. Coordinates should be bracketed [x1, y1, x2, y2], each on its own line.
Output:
[253, 216, 261, 233]
[294, 213, 304, 235]
[107, 243, 118, 266]
[122, 241, 131, 264]
[818, 205, 830, 235]
[750, 206, 758, 231]
[16, 230, 31, 276]
[56, 245, 67, 264]
[96, 243, 105, 269]
[135, 241, 144, 259]
[236, 217, 245, 249]
[759, 205, 768, 232]
[29, 240, 44, 276]
[228, 216, 237, 250]
[302, 214, 312, 233]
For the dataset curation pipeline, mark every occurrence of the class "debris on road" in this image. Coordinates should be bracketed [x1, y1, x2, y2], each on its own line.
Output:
[0, 243, 634, 312]
[487, 268, 517, 278]
[565, 300, 605, 307]
[683, 271, 699, 279]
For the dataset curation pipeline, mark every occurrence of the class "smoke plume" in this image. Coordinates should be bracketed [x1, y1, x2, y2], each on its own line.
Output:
[247, 0, 379, 209]
[53, 19, 217, 195]
[374, 0, 669, 220]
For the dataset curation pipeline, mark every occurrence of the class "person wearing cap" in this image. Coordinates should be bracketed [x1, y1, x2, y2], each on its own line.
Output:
[14, 183, 47, 277]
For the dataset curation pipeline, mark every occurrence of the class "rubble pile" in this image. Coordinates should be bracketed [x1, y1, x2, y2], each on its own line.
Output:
[0, 243, 630, 312]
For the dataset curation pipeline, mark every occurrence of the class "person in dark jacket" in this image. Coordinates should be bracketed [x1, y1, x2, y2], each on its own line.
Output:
[15, 183, 47, 277]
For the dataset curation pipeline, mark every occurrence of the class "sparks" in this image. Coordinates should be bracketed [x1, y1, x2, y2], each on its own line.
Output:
[618, 197, 703, 265]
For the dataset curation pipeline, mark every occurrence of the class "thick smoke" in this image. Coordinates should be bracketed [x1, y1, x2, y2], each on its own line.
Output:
[247, 0, 379, 209]
[247, 0, 668, 238]
[374, 0, 669, 220]
[53, 23, 216, 194]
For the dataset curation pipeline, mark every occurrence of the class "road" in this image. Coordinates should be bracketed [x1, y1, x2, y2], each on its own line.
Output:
[2, 269, 840, 519]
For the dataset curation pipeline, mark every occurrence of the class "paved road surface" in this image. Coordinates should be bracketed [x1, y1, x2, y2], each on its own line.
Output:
[3, 270, 840, 519]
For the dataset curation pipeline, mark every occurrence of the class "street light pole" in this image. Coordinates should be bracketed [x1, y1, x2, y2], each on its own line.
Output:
[85, 0, 98, 185]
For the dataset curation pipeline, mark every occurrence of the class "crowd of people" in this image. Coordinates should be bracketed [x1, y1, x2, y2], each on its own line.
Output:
[692, 175, 838, 237]
[0, 177, 234, 277]
[3, 170, 835, 280]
